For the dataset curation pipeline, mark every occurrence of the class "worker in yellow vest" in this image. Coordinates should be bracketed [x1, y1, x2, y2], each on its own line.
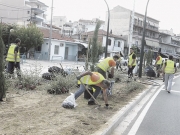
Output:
[162, 55, 177, 93]
[128, 48, 136, 78]
[97, 55, 119, 78]
[75, 71, 110, 107]
[6, 38, 21, 77]
[155, 53, 162, 77]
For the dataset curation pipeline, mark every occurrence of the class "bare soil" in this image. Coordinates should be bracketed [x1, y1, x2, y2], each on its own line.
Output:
[0, 81, 145, 135]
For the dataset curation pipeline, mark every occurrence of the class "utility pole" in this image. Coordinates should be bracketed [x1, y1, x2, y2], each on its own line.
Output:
[104, 0, 110, 58]
[48, 0, 53, 60]
[128, 0, 136, 54]
[138, 0, 150, 78]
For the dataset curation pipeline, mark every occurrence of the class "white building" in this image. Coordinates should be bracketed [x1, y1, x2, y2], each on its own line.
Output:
[29, 28, 79, 61]
[159, 29, 180, 60]
[25, 0, 48, 26]
[52, 16, 67, 27]
[82, 29, 126, 57]
[0, 0, 31, 25]
[0, 0, 48, 26]
[106, 6, 160, 56]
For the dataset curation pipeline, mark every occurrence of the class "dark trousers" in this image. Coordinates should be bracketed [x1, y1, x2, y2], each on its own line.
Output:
[128, 66, 135, 77]
[97, 67, 106, 78]
[7, 62, 21, 76]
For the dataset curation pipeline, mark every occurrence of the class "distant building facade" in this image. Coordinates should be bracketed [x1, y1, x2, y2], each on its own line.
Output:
[0, 0, 48, 26]
[106, 6, 160, 56]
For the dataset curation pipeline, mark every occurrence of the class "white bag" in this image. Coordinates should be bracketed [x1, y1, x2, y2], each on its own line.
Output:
[62, 93, 77, 109]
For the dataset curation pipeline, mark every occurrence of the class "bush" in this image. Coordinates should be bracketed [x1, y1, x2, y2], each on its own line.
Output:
[15, 62, 43, 90]
[47, 73, 77, 94]
[121, 81, 145, 94]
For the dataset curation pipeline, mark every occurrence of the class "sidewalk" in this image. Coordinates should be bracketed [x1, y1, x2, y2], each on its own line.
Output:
[21, 59, 86, 75]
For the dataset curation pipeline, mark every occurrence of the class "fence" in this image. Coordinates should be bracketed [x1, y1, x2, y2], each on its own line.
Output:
[20, 54, 26, 64]
[51, 56, 63, 62]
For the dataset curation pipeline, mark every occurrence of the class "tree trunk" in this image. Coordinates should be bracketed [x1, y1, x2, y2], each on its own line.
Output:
[0, 25, 6, 101]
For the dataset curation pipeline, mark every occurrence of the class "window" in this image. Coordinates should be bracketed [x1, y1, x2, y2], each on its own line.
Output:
[54, 45, 59, 55]
[108, 39, 111, 46]
[118, 41, 121, 47]
[60, 43, 64, 47]
[35, 46, 41, 52]
[27, 11, 30, 14]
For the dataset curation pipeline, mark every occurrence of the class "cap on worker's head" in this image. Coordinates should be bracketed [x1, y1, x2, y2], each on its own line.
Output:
[102, 80, 110, 88]
[113, 55, 120, 59]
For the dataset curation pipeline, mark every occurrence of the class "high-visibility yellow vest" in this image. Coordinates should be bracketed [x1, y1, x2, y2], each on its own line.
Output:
[97, 57, 113, 72]
[165, 60, 175, 74]
[78, 72, 105, 85]
[157, 56, 162, 65]
[128, 53, 136, 66]
[117, 56, 121, 62]
[6, 44, 20, 62]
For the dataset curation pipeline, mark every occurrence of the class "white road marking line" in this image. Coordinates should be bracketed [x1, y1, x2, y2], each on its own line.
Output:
[127, 85, 164, 135]
[174, 74, 180, 79]
[128, 80, 177, 135]
[162, 89, 180, 93]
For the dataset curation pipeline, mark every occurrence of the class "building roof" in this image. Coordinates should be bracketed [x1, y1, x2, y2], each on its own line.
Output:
[28, 0, 48, 7]
[79, 19, 105, 24]
[84, 29, 126, 40]
[40, 28, 74, 42]
[112, 5, 159, 22]
[45, 24, 61, 30]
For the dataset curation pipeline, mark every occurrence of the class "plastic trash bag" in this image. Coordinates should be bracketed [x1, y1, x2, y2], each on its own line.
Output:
[62, 93, 77, 109]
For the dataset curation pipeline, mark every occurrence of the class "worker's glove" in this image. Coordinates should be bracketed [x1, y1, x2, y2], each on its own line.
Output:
[104, 104, 109, 109]
[76, 75, 82, 80]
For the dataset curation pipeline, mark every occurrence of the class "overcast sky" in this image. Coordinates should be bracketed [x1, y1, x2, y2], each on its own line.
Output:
[42, 0, 180, 34]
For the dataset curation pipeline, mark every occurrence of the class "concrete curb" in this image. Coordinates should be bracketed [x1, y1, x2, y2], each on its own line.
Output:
[93, 83, 162, 135]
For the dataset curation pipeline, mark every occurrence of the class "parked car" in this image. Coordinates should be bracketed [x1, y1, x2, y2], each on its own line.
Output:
[120, 57, 128, 66]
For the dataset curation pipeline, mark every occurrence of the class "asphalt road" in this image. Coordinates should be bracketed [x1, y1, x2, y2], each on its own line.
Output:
[128, 75, 180, 135]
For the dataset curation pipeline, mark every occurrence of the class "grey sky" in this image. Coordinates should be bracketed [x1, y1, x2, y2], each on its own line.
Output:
[42, 0, 180, 34]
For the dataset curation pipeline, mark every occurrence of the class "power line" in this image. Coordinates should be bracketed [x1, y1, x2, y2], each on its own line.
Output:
[0, 3, 50, 10]
[1, 16, 31, 20]
[0, 8, 30, 11]
[0, 3, 28, 10]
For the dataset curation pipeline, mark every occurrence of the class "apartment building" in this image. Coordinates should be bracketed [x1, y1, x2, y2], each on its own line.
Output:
[0, 0, 48, 26]
[25, 0, 48, 26]
[0, 0, 31, 25]
[159, 29, 180, 60]
[52, 16, 67, 27]
[106, 5, 160, 56]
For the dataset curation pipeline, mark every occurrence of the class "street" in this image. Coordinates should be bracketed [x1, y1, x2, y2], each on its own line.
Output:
[126, 75, 180, 135]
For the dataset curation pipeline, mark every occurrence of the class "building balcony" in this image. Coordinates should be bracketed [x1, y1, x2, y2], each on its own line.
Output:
[31, 16, 43, 22]
[134, 22, 159, 32]
[113, 46, 122, 52]
[133, 32, 159, 40]
[31, 8, 44, 14]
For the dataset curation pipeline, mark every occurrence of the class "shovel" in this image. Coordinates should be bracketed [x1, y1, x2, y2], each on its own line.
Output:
[73, 72, 101, 108]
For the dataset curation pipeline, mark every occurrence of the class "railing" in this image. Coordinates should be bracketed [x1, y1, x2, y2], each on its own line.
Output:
[134, 22, 158, 31]
[20, 54, 26, 64]
[51, 56, 63, 62]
